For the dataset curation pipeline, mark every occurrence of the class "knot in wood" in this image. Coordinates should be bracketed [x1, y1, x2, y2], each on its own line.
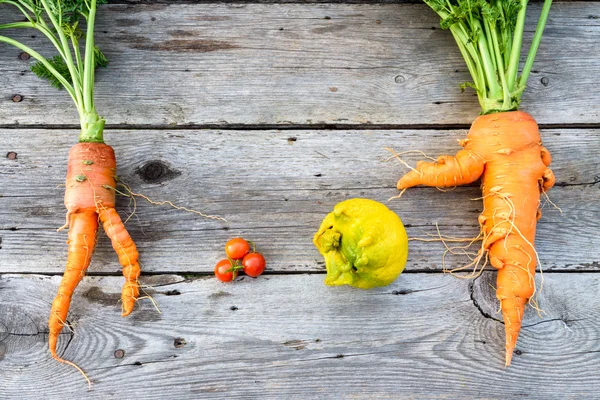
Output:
[142, 162, 165, 181]
[137, 161, 180, 183]
[174, 337, 187, 348]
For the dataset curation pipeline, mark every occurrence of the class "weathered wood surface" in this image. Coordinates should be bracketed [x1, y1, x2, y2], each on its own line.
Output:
[1, 2, 600, 127]
[1, 128, 598, 274]
[1, 273, 599, 399]
[2, 1, 600, 398]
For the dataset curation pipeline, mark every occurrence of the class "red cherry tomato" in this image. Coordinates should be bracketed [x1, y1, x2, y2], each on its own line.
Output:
[214, 259, 237, 282]
[242, 253, 266, 277]
[225, 238, 251, 260]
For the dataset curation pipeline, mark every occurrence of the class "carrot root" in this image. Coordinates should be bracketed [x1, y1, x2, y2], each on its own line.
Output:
[48, 211, 98, 366]
[99, 207, 141, 317]
[396, 111, 554, 365]
[49, 142, 142, 383]
[51, 352, 92, 390]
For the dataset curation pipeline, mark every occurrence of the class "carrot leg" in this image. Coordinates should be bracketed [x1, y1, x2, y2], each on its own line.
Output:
[98, 207, 141, 316]
[397, 149, 485, 189]
[49, 211, 98, 357]
[48, 211, 98, 387]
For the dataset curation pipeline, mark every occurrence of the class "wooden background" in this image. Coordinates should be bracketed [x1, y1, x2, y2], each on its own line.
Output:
[1, 1, 599, 398]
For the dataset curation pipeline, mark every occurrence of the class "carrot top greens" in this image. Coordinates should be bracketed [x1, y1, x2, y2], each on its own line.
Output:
[0, 0, 107, 143]
[425, 0, 552, 114]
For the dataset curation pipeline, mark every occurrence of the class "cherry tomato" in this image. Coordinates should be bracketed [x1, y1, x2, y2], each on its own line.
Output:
[214, 259, 237, 282]
[242, 253, 266, 277]
[225, 238, 251, 260]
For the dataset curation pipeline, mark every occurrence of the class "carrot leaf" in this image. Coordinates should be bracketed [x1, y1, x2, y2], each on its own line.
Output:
[425, 0, 553, 114]
[31, 46, 107, 89]
[0, 0, 108, 142]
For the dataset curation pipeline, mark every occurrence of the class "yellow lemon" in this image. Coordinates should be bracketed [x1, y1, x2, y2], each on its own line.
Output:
[313, 198, 408, 289]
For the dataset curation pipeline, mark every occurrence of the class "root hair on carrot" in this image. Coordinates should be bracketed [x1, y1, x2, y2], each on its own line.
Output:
[384, 147, 425, 177]
[407, 223, 485, 277]
[138, 293, 163, 315]
[54, 356, 92, 390]
[104, 183, 227, 222]
[132, 283, 163, 314]
[50, 315, 91, 389]
[541, 190, 563, 213]
[446, 250, 489, 279]
[408, 223, 482, 244]
[56, 315, 76, 335]
[387, 188, 406, 202]
[384, 148, 437, 163]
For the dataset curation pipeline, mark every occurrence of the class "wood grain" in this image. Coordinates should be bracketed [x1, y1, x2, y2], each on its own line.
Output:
[1, 1, 598, 398]
[1, 128, 598, 274]
[1, 273, 599, 399]
[1, 3, 599, 127]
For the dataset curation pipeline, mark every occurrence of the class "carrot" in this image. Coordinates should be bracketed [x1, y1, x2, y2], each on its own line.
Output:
[49, 143, 141, 380]
[398, 111, 554, 365]
[1, 0, 139, 383]
[398, 0, 555, 365]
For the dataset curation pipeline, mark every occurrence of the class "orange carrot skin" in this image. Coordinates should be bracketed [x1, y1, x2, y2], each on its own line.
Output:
[49, 142, 141, 364]
[99, 207, 141, 316]
[397, 111, 555, 366]
[64, 143, 117, 213]
[48, 211, 98, 358]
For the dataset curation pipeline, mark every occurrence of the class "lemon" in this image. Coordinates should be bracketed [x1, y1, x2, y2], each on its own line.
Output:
[313, 198, 408, 289]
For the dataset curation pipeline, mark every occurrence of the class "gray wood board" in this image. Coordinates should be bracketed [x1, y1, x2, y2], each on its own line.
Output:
[1, 128, 598, 273]
[1, 273, 599, 399]
[1, 3, 599, 127]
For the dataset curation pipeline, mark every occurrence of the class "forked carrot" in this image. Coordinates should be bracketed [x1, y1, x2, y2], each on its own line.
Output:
[49, 143, 141, 381]
[0, 0, 140, 384]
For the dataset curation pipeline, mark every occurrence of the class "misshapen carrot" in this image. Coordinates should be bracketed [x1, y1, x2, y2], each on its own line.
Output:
[397, 111, 555, 366]
[49, 142, 140, 381]
[0, 0, 143, 385]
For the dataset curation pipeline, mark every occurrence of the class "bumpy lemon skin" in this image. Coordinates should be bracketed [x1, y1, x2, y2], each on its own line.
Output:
[313, 198, 408, 289]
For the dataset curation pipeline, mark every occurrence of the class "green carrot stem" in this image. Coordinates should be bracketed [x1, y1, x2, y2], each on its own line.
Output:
[0, 35, 78, 105]
[39, 0, 84, 107]
[505, 0, 528, 93]
[83, 0, 98, 113]
[517, 0, 553, 95]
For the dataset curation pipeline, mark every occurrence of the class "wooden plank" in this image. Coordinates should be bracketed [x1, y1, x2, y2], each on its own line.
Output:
[1, 128, 598, 273]
[1, 273, 599, 398]
[1, 3, 599, 127]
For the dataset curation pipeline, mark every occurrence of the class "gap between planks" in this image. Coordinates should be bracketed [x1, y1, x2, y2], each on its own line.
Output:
[2, 123, 600, 131]
[3, 270, 599, 278]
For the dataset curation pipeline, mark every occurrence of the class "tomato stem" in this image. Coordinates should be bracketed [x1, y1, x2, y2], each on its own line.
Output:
[225, 257, 244, 276]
